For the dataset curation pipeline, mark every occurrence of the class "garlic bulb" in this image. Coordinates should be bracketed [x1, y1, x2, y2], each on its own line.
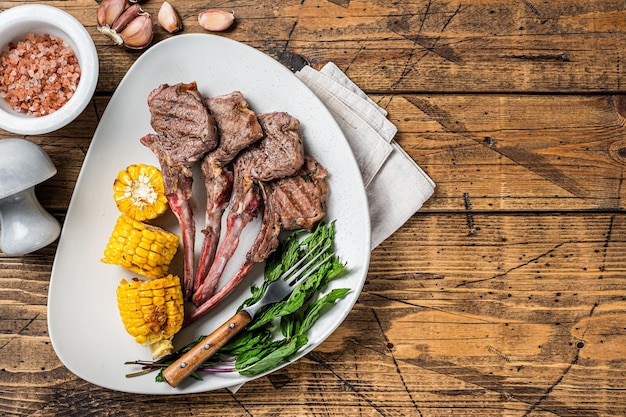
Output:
[158, 2, 183, 34]
[97, 0, 153, 49]
[198, 9, 235, 32]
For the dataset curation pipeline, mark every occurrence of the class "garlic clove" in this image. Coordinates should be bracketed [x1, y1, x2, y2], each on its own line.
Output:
[112, 3, 142, 33]
[120, 13, 154, 49]
[198, 9, 235, 32]
[158, 1, 183, 34]
[97, 0, 126, 28]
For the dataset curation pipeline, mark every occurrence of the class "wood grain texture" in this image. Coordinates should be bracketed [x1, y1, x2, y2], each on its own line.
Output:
[2, 0, 625, 93]
[2, 0, 626, 415]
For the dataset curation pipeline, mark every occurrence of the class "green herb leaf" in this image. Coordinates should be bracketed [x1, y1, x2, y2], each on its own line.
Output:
[220, 327, 273, 355]
[297, 288, 351, 335]
[248, 256, 344, 330]
[235, 339, 286, 370]
[226, 221, 350, 377]
[237, 335, 309, 377]
[280, 309, 302, 339]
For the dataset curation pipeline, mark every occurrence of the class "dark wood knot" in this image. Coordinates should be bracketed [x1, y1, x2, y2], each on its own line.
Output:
[609, 139, 626, 164]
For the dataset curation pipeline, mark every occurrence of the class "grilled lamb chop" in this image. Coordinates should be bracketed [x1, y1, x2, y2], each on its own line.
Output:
[141, 82, 218, 300]
[249, 112, 305, 181]
[192, 112, 306, 306]
[268, 156, 329, 232]
[185, 156, 329, 325]
[194, 92, 264, 292]
[203, 91, 264, 164]
[148, 82, 217, 147]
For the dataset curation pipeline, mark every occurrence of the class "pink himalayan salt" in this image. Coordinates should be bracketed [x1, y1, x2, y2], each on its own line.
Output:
[0, 32, 81, 116]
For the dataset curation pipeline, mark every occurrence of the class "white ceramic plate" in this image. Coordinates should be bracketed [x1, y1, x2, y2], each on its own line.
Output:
[48, 34, 370, 394]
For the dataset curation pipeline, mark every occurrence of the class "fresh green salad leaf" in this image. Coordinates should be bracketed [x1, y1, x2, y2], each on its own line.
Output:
[220, 327, 273, 356]
[247, 258, 342, 330]
[279, 310, 301, 340]
[235, 339, 287, 370]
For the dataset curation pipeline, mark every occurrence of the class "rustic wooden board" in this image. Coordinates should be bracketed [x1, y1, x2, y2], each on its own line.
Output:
[388, 93, 626, 211]
[2, 0, 626, 415]
[10, 0, 626, 94]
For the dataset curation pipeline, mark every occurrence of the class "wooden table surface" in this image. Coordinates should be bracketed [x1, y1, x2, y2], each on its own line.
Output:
[2, 0, 626, 415]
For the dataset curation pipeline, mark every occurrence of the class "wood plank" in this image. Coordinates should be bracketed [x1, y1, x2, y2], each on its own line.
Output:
[3, 0, 624, 93]
[4, 93, 625, 213]
[385, 93, 626, 211]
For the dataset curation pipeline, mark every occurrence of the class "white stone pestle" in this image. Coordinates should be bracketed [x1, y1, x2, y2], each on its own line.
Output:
[0, 138, 61, 256]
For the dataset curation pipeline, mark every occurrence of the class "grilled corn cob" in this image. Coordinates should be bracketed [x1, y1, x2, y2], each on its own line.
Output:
[102, 214, 179, 279]
[116, 275, 184, 358]
[113, 164, 168, 221]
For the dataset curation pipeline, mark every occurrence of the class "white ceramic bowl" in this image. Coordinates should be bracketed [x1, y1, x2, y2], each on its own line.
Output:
[0, 5, 98, 135]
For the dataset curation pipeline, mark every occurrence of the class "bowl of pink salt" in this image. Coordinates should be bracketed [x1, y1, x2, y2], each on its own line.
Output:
[0, 5, 98, 135]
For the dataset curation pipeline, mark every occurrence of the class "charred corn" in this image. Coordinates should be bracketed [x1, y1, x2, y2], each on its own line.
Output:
[116, 275, 184, 358]
[102, 214, 179, 279]
[113, 164, 168, 221]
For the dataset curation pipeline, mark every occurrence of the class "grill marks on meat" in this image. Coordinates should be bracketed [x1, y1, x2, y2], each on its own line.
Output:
[270, 156, 329, 232]
[141, 82, 219, 300]
[192, 112, 306, 307]
[194, 92, 264, 290]
[184, 157, 329, 326]
[245, 157, 328, 274]
[148, 82, 218, 151]
[203, 91, 264, 164]
[248, 112, 305, 181]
